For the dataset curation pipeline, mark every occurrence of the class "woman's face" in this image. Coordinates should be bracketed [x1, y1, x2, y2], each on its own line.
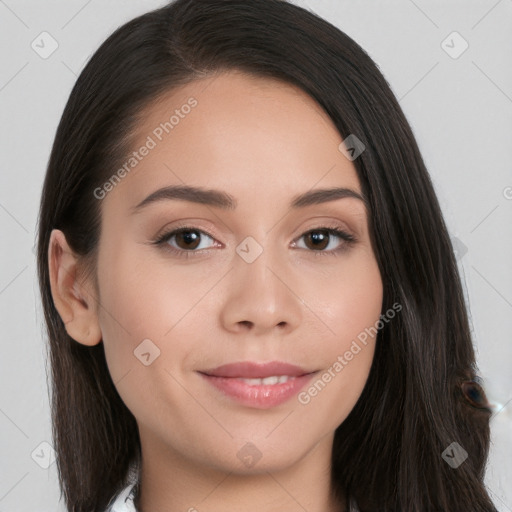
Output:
[91, 70, 383, 473]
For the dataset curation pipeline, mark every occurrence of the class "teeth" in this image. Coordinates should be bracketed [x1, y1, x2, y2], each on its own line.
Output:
[237, 375, 296, 386]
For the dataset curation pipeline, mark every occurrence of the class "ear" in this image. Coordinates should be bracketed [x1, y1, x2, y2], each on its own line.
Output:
[48, 229, 102, 346]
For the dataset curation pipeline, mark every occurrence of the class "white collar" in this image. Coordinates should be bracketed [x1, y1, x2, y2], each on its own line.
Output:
[107, 483, 137, 512]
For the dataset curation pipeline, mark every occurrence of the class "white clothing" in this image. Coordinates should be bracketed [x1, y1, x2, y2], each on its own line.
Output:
[105, 483, 137, 512]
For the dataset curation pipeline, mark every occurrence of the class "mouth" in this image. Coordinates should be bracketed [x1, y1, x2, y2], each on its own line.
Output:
[223, 375, 300, 386]
[198, 361, 318, 409]
[199, 360, 314, 379]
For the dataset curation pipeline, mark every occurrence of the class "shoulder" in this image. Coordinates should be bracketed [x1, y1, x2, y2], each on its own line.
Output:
[104, 483, 138, 512]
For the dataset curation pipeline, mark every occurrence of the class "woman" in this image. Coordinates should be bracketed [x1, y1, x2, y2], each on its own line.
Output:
[36, 0, 496, 510]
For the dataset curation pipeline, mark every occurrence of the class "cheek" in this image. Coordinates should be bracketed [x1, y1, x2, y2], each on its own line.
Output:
[316, 250, 383, 345]
[296, 343, 375, 439]
[94, 247, 198, 419]
[297, 265, 382, 429]
[94, 239, 168, 374]
[301, 252, 382, 414]
[95, 238, 217, 378]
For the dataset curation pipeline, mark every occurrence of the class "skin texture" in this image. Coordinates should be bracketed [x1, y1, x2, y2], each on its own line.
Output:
[48, 70, 383, 512]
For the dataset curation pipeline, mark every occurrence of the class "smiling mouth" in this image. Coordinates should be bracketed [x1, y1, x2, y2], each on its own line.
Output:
[198, 361, 318, 409]
[228, 375, 300, 385]
[199, 360, 315, 379]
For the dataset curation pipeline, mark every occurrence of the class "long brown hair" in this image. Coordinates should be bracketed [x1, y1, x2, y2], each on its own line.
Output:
[36, 0, 497, 510]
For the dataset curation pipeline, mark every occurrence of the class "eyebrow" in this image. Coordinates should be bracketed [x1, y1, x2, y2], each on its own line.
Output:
[130, 184, 367, 213]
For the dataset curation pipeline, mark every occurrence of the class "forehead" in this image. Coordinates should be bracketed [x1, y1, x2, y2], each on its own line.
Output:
[101, 70, 363, 212]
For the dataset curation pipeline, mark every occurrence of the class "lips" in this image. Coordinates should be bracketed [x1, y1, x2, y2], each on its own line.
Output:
[199, 361, 313, 379]
[198, 361, 318, 409]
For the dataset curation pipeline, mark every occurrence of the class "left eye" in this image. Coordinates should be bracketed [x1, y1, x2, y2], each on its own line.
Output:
[293, 228, 355, 252]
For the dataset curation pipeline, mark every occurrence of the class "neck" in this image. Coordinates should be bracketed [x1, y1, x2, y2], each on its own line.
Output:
[135, 429, 346, 512]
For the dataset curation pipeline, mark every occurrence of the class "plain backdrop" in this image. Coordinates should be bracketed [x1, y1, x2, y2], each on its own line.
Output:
[0, 0, 511, 510]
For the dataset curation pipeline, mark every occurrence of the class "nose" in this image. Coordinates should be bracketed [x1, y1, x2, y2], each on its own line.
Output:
[219, 245, 303, 337]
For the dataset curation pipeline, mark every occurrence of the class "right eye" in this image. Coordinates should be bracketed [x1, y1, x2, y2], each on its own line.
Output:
[154, 226, 219, 256]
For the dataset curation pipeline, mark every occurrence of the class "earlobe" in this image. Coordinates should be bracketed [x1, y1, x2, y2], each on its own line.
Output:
[48, 229, 102, 346]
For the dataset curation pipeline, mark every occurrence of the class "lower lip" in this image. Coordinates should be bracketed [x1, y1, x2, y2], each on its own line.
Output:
[199, 372, 317, 409]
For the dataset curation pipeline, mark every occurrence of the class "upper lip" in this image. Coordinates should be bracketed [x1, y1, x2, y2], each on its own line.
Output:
[199, 361, 314, 378]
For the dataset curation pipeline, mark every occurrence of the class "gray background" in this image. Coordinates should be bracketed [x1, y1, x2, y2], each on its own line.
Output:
[0, 0, 511, 510]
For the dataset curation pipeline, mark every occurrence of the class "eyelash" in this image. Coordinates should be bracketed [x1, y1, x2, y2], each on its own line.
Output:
[152, 223, 357, 259]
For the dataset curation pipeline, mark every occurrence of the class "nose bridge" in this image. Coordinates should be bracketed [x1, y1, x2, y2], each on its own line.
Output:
[237, 238, 282, 313]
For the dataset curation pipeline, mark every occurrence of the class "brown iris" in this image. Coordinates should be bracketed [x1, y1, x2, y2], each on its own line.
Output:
[304, 230, 331, 251]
